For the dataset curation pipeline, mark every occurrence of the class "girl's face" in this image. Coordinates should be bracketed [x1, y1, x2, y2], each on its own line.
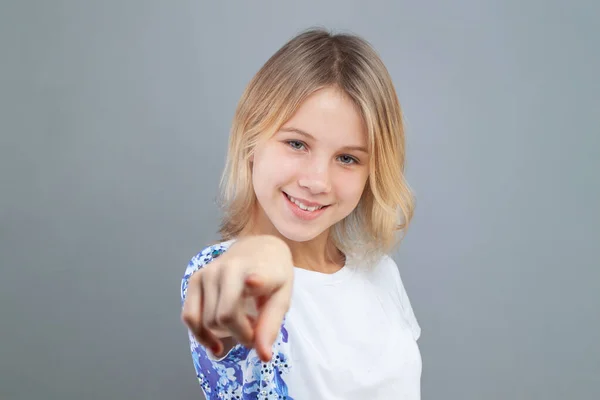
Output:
[251, 87, 370, 243]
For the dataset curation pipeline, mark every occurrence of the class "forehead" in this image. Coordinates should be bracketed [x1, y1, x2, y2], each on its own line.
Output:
[281, 87, 367, 147]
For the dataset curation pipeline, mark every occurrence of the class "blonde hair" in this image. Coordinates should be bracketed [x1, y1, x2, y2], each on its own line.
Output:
[218, 27, 415, 260]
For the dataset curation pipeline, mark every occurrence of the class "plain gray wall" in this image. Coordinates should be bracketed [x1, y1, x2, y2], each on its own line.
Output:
[1, 1, 598, 399]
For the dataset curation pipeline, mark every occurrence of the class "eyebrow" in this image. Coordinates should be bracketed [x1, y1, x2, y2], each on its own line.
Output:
[280, 127, 369, 154]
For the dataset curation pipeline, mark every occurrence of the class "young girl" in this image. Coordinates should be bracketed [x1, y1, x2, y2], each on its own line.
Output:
[180, 28, 421, 399]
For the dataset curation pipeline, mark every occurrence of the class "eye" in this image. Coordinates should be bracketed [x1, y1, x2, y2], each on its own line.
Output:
[286, 140, 306, 150]
[337, 154, 359, 165]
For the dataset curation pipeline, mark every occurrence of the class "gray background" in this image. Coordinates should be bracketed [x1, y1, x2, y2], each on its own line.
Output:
[1, 0, 598, 399]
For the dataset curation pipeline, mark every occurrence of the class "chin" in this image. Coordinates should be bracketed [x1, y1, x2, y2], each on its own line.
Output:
[274, 223, 326, 243]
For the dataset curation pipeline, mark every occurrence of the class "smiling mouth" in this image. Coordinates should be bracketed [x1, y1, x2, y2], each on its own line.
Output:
[283, 192, 329, 212]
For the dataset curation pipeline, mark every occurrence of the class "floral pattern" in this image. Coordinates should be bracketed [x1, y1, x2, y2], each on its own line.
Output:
[181, 242, 294, 399]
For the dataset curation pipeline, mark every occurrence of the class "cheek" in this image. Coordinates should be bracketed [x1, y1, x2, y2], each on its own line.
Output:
[334, 171, 369, 204]
[253, 145, 298, 186]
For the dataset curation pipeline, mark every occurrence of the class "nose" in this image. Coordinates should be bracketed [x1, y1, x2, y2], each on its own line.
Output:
[298, 160, 331, 195]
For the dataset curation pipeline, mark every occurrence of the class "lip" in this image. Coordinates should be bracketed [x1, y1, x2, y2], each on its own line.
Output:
[283, 192, 327, 208]
[283, 192, 329, 221]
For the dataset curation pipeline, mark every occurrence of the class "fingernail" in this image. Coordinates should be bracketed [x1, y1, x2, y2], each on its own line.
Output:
[261, 349, 272, 362]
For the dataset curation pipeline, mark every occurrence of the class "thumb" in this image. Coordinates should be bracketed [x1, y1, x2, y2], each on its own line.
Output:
[243, 273, 280, 297]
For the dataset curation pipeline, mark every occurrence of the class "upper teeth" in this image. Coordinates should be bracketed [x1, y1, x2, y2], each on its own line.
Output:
[287, 194, 323, 212]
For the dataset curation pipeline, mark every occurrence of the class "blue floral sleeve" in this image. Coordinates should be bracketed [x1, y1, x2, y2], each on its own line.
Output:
[180, 241, 295, 400]
[181, 242, 251, 398]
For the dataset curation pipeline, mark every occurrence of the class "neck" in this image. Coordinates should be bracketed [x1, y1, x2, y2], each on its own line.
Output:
[283, 232, 345, 274]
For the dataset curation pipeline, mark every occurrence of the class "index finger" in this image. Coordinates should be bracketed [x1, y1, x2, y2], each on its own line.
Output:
[253, 285, 291, 362]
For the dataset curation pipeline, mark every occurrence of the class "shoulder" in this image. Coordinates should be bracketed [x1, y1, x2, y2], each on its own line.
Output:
[180, 239, 236, 302]
[363, 253, 402, 286]
[368, 253, 422, 340]
[370, 254, 410, 299]
[186, 239, 236, 271]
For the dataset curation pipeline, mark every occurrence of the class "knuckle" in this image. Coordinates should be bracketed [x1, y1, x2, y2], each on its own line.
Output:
[205, 318, 220, 331]
[220, 260, 238, 277]
[200, 268, 215, 282]
[190, 269, 203, 282]
[180, 310, 198, 326]
[216, 309, 235, 326]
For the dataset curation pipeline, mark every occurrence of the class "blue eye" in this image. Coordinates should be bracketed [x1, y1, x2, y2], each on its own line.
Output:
[338, 155, 358, 165]
[287, 140, 306, 150]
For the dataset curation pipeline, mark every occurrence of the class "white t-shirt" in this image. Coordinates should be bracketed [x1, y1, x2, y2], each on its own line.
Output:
[181, 240, 422, 399]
